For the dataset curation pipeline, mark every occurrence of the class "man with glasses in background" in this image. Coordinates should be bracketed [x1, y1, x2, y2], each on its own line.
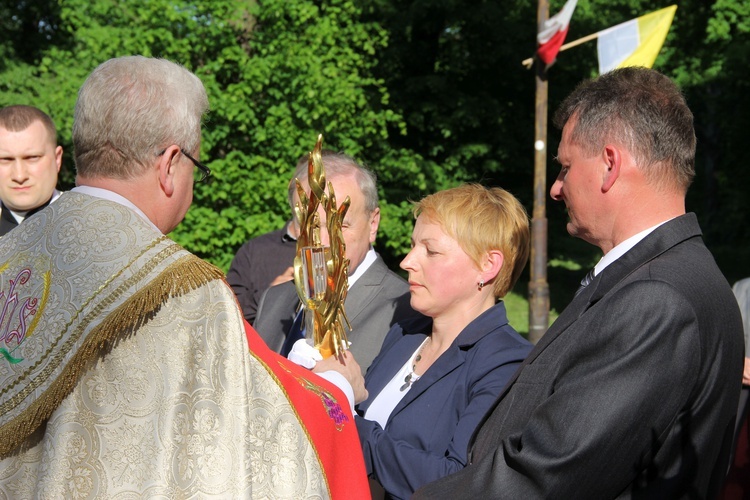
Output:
[0, 55, 367, 499]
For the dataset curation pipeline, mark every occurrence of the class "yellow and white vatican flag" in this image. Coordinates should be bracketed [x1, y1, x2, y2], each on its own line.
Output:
[597, 5, 677, 74]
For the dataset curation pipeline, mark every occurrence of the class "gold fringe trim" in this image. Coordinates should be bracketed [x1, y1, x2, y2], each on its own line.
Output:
[0, 236, 174, 404]
[0, 254, 224, 458]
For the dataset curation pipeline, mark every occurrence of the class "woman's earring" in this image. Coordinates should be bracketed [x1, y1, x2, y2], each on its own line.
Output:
[478, 279, 485, 290]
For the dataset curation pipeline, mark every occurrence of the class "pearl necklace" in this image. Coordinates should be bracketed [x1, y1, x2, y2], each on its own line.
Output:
[400, 337, 430, 391]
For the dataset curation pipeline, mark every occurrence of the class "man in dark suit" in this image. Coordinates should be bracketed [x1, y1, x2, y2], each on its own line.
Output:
[415, 67, 744, 498]
[254, 150, 423, 373]
[0, 105, 63, 236]
[226, 219, 297, 324]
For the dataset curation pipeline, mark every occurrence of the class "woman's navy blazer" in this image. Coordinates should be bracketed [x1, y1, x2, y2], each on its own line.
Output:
[355, 301, 532, 499]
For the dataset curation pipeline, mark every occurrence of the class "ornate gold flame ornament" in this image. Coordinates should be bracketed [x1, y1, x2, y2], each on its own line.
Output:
[292, 135, 352, 358]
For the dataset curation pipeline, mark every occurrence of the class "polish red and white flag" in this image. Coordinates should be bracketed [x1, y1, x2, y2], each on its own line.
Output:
[537, 0, 578, 66]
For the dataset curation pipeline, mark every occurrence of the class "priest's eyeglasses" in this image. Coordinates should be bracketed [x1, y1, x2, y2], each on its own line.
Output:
[180, 149, 211, 182]
[156, 148, 212, 182]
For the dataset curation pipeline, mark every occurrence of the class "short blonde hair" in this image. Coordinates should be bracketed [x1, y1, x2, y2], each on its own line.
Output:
[413, 184, 530, 299]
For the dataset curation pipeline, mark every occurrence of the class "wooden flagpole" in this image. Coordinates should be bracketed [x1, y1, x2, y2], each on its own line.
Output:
[528, 0, 550, 344]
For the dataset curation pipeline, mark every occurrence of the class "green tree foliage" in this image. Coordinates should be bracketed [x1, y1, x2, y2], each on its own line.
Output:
[364, 0, 750, 278]
[174, 0, 413, 270]
[360, 0, 537, 202]
[0, 0, 748, 283]
[671, 0, 750, 253]
[0, 0, 419, 270]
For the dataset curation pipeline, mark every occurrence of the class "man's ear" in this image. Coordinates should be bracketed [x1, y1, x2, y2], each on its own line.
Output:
[601, 144, 621, 193]
[368, 207, 381, 243]
[158, 145, 181, 197]
[54, 146, 63, 172]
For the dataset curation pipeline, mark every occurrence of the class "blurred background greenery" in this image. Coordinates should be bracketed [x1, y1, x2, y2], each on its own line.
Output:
[1, 0, 748, 335]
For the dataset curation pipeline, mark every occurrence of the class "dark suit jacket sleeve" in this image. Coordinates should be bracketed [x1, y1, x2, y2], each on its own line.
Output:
[227, 227, 296, 324]
[356, 333, 529, 499]
[415, 280, 704, 499]
[227, 241, 255, 321]
[253, 282, 297, 353]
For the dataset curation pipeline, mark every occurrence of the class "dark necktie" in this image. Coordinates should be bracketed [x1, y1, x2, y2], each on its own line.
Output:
[574, 268, 596, 297]
[280, 307, 306, 357]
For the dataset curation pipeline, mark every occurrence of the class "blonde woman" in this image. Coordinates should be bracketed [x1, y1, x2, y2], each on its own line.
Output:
[319, 183, 532, 499]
